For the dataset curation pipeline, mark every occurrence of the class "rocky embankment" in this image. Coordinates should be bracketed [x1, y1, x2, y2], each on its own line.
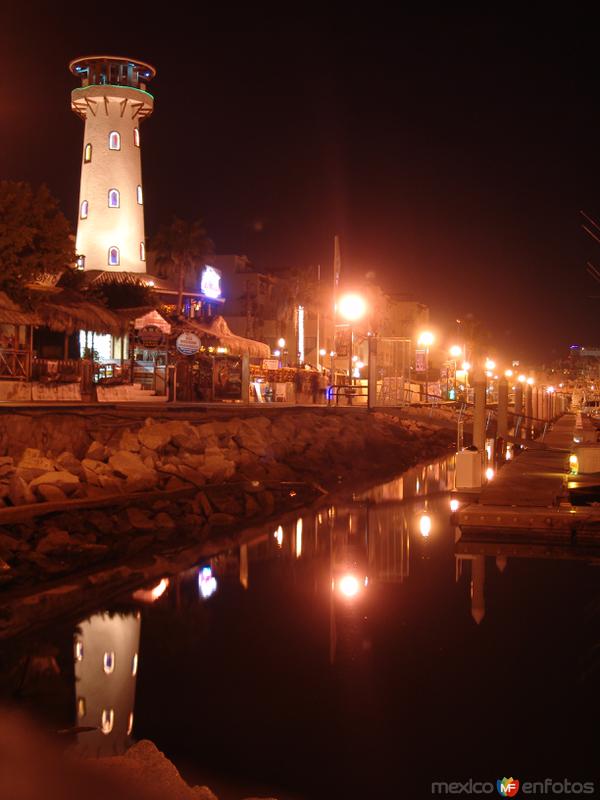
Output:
[0, 410, 454, 592]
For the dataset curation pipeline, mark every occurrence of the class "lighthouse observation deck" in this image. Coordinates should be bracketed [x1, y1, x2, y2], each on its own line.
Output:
[69, 56, 156, 92]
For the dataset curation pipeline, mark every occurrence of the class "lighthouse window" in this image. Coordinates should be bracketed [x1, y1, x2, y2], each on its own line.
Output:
[80, 200, 88, 219]
[103, 651, 115, 674]
[133, 128, 140, 147]
[137, 185, 143, 205]
[84, 143, 92, 163]
[108, 131, 121, 150]
[140, 241, 146, 261]
[108, 189, 120, 208]
[101, 708, 115, 735]
[108, 247, 120, 266]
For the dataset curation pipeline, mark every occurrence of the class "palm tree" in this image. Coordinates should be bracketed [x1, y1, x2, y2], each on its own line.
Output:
[151, 217, 214, 314]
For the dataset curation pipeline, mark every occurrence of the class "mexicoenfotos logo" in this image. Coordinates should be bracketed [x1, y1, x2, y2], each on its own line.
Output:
[497, 777, 520, 797]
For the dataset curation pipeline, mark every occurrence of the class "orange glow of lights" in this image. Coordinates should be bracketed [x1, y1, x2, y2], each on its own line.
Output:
[461, 361, 471, 371]
[505, 369, 513, 378]
[518, 374, 526, 383]
[485, 467, 494, 481]
[274, 525, 283, 547]
[419, 513, 432, 537]
[132, 577, 169, 603]
[418, 331, 434, 348]
[449, 345, 462, 358]
[450, 498, 460, 512]
[338, 574, 361, 597]
[338, 293, 367, 322]
[485, 359, 496, 371]
[295, 518, 303, 557]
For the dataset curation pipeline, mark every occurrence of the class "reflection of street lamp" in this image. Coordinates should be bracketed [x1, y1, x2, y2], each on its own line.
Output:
[418, 331, 434, 403]
[338, 293, 367, 386]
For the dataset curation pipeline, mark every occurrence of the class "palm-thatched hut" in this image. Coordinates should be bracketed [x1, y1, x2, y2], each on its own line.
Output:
[0, 292, 41, 380]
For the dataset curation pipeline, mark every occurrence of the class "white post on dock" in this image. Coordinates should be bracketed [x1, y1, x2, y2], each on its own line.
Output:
[514, 382, 523, 438]
[472, 365, 487, 456]
[525, 383, 533, 439]
[497, 377, 508, 457]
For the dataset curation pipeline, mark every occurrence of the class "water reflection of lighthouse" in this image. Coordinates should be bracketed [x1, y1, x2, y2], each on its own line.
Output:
[73, 611, 140, 756]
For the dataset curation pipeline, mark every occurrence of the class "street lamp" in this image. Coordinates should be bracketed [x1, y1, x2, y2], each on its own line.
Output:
[319, 347, 327, 371]
[418, 331, 435, 403]
[277, 337, 287, 366]
[338, 293, 367, 387]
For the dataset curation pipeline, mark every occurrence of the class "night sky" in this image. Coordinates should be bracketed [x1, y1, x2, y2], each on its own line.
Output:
[3, 8, 600, 362]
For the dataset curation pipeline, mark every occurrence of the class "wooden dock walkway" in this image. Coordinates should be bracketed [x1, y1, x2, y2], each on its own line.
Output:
[456, 414, 600, 540]
[480, 414, 575, 508]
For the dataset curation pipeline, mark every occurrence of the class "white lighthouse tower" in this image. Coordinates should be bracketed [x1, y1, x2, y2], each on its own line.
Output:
[69, 55, 156, 274]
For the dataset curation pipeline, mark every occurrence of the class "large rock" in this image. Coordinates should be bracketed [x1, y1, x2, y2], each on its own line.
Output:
[234, 430, 269, 457]
[36, 484, 67, 503]
[91, 739, 218, 800]
[30, 470, 81, 496]
[138, 424, 172, 451]
[8, 475, 36, 505]
[16, 449, 56, 482]
[36, 528, 72, 554]
[154, 511, 176, 531]
[56, 451, 85, 479]
[119, 429, 141, 452]
[85, 440, 108, 461]
[126, 507, 155, 531]
[81, 458, 113, 486]
[109, 451, 159, 487]
[0, 456, 15, 478]
[177, 465, 207, 488]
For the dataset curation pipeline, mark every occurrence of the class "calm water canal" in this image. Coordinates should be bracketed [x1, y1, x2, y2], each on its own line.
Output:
[2, 455, 599, 799]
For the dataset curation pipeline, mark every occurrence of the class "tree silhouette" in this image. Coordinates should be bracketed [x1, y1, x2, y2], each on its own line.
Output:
[0, 181, 74, 302]
[151, 217, 214, 314]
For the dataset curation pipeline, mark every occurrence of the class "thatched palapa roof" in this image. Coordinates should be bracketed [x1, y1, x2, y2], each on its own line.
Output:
[0, 292, 42, 326]
[36, 289, 123, 335]
[181, 315, 271, 358]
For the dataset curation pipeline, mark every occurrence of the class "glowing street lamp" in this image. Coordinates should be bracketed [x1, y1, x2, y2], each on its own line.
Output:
[338, 292, 367, 386]
[418, 331, 435, 403]
[338, 293, 367, 322]
[277, 337, 287, 366]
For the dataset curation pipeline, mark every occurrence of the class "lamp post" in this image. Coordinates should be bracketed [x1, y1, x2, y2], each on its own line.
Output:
[277, 337, 286, 367]
[418, 331, 435, 403]
[319, 347, 327, 371]
[449, 345, 462, 400]
[338, 293, 367, 389]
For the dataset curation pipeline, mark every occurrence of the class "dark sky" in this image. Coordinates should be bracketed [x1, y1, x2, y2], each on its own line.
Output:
[2, 7, 600, 362]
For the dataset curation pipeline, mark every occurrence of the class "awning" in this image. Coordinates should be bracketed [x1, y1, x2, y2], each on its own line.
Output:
[182, 315, 271, 358]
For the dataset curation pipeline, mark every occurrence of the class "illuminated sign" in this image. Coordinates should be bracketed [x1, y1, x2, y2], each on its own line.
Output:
[200, 265, 222, 299]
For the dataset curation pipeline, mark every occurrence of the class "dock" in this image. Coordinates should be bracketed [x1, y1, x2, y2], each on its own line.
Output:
[456, 414, 600, 541]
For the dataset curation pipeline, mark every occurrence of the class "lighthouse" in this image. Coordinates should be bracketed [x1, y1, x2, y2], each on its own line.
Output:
[69, 56, 155, 273]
